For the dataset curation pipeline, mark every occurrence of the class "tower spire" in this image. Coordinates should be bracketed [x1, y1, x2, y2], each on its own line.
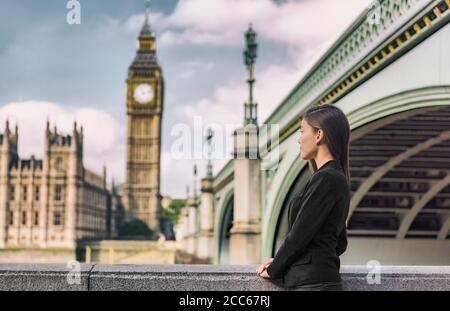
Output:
[5, 118, 10, 134]
[136, 0, 156, 53]
[145, 0, 150, 26]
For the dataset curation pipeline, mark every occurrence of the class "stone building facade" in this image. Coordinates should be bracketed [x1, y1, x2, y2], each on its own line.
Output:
[0, 121, 117, 248]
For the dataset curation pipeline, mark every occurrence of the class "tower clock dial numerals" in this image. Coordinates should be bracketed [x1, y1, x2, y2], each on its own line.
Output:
[133, 83, 154, 104]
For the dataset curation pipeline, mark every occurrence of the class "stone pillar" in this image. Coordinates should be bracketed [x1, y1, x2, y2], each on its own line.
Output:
[196, 177, 215, 261]
[229, 125, 261, 264]
[64, 153, 77, 248]
[148, 192, 161, 237]
[173, 223, 182, 248]
[177, 207, 189, 252]
[0, 127, 10, 248]
[149, 113, 162, 236]
[39, 131, 50, 248]
[186, 197, 198, 255]
[63, 123, 82, 249]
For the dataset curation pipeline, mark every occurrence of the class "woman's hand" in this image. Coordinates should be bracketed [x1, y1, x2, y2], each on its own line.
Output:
[256, 258, 273, 276]
[258, 269, 271, 279]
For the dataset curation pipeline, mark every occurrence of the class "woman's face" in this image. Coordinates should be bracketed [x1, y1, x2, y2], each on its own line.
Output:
[298, 118, 319, 160]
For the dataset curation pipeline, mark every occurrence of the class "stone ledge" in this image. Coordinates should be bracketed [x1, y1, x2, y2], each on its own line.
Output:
[0, 263, 92, 291]
[0, 264, 449, 291]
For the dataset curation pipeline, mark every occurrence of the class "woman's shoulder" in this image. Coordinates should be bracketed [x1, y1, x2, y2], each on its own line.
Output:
[310, 167, 348, 193]
[313, 165, 346, 181]
[309, 169, 337, 185]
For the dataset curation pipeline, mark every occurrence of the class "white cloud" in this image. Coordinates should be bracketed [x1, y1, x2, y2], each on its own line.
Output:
[159, 0, 372, 47]
[178, 60, 216, 80]
[160, 151, 200, 199]
[161, 153, 230, 199]
[120, 0, 372, 48]
[0, 101, 125, 186]
[160, 29, 230, 46]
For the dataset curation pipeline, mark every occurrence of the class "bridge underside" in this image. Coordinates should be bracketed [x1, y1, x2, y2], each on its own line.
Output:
[348, 105, 450, 240]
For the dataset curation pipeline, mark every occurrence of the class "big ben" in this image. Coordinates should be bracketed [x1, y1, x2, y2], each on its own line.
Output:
[123, 2, 163, 235]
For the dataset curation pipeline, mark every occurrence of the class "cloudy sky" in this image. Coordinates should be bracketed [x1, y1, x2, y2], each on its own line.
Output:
[0, 0, 372, 198]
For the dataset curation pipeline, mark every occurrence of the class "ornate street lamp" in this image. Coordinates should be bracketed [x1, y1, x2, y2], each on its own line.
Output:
[243, 24, 258, 126]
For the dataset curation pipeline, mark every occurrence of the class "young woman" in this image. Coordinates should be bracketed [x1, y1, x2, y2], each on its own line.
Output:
[256, 104, 351, 291]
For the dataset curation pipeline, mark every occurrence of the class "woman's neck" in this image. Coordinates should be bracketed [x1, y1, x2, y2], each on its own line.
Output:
[314, 152, 335, 171]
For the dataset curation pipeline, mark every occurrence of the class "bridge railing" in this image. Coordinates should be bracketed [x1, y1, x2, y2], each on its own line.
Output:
[0, 264, 449, 291]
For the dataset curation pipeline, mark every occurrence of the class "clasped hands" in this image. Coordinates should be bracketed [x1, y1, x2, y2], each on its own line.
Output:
[256, 258, 273, 279]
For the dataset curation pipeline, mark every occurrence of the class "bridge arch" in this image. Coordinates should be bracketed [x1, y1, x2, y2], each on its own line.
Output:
[214, 189, 234, 264]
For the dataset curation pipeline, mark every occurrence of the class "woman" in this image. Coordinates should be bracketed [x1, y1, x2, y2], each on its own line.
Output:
[256, 104, 351, 291]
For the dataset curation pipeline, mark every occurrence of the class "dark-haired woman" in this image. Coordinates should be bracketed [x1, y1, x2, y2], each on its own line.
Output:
[256, 104, 351, 291]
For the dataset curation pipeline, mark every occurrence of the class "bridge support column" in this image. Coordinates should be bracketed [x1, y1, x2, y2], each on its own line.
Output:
[0, 123, 14, 249]
[229, 125, 262, 264]
[196, 177, 215, 262]
[176, 206, 189, 252]
[186, 197, 198, 255]
[0, 153, 8, 249]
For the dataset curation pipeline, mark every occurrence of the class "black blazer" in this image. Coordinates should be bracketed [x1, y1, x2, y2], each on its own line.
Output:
[266, 159, 350, 288]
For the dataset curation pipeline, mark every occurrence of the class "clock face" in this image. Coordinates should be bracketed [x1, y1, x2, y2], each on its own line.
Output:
[133, 83, 154, 104]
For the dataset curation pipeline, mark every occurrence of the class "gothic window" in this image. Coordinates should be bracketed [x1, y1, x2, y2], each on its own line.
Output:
[54, 185, 62, 201]
[144, 120, 149, 136]
[142, 198, 148, 210]
[141, 119, 145, 136]
[8, 210, 13, 225]
[21, 211, 26, 225]
[53, 211, 62, 226]
[9, 185, 15, 201]
[22, 186, 27, 201]
[34, 186, 40, 201]
[133, 119, 138, 136]
[34, 211, 39, 226]
[56, 158, 63, 171]
[136, 119, 141, 136]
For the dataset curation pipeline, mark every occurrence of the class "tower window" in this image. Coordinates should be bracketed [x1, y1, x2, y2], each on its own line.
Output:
[22, 186, 27, 201]
[8, 211, 14, 225]
[9, 186, 15, 201]
[53, 211, 62, 226]
[35, 186, 40, 201]
[34, 211, 39, 226]
[54, 185, 62, 201]
[21, 211, 27, 225]
[55, 158, 63, 171]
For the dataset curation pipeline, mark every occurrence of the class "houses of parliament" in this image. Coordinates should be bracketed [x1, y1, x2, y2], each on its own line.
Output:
[0, 9, 164, 249]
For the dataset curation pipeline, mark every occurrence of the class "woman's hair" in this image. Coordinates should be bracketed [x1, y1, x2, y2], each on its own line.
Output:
[302, 104, 351, 185]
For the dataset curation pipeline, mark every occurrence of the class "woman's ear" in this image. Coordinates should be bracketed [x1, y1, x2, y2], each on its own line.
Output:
[315, 129, 323, 145]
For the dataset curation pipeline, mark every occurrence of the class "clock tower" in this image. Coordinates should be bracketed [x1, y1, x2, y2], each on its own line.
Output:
[123, 2, 163, 236]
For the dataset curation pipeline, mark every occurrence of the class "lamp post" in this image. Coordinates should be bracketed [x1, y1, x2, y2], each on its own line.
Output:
[205, 128, 214, 178]
[243, 24, 258, 126]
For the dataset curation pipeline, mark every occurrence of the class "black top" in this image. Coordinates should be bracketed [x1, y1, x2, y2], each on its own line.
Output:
[266, 159, 350, 288]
